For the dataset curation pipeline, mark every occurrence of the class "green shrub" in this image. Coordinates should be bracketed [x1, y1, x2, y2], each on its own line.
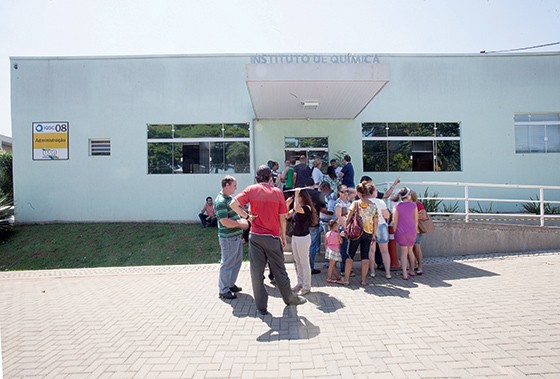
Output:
[0, 194, 14, 235]
[420, 188, 442, 213]
[522, 195, 560, 215]
[442, 201, 459, 214]
[0, 151, 13, 202]
[469, 201, 494, 214]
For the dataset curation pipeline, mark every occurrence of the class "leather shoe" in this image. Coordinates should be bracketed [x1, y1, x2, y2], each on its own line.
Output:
[230, 285, 242, 293]
[257, 309, 269, 316]
[311, 269, 321, 275]
[219, 291, 237, 300]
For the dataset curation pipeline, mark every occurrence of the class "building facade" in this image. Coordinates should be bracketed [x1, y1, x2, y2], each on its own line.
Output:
[10, 53, 560, 223]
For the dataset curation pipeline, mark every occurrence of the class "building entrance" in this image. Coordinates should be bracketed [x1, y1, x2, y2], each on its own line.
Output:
[284, 137, 329, 173]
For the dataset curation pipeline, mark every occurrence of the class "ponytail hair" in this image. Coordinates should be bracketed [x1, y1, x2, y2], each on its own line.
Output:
[356, 181, 369, 195]
[391, 187, 412, 202]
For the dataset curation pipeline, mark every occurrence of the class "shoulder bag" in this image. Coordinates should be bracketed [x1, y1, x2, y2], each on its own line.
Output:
[418, 211, 435, 234]
[344, 204, 363, 240]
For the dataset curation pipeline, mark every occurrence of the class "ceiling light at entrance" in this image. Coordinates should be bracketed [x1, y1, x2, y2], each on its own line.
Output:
[302, 101, 319, 110]
[246, 62, 390, 119]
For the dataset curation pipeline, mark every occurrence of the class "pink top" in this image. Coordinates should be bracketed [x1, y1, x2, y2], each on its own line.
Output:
[325, 230, 340, 251]
[204, 203, 216, 218]
[235, 183, 288, 237]
[395, 201, 417, 247]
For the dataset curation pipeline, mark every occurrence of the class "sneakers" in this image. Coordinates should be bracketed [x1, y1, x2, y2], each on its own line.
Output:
[291, 284, 303, 292]
[386, 273, 392, 279]
[369, 271, 376, 278]
[311, 269, 321, 275]
[300, 289, 311, 296]
[287, 295, 307, 306]
[230, 285, 242, 293]
[219, 291, 237, 300]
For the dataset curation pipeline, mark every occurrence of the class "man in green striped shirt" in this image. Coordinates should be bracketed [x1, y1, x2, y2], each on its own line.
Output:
[216, 176, 249, 300]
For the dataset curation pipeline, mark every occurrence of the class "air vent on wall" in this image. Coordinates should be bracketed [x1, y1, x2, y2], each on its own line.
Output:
[89, 139, 111, 156]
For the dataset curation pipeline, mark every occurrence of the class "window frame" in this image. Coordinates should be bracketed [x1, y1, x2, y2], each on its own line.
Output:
[514, 113, 560, 154]
[146, 123, 251, 175]
[361, 122, 462, 172]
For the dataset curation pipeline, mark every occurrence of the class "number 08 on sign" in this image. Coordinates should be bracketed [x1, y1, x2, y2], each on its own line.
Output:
[32, 122, 69, 160]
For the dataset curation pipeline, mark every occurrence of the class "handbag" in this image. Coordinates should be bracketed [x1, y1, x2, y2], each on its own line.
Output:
[344, 205, 363, 240]
[418, 212, 435, 234]
[285, 216, 294, 237]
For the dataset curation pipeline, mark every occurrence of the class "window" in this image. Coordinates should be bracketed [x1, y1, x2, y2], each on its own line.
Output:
[147, 123, 250, 174]
[515, 113, 560, 153]
[89, 139, 111, 156]
[362, 122, 461, 172]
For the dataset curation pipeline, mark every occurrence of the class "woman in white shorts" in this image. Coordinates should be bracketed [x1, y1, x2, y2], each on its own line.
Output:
[367, 183, 392, 279]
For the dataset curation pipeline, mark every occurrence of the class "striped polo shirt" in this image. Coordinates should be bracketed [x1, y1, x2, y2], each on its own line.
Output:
[215, 191, 244, 238]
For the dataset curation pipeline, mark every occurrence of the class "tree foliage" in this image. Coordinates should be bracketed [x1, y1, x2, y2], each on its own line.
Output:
[0, 151, 13, 202]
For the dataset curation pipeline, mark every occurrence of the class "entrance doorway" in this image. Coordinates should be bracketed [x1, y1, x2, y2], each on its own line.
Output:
[284, 137, 329, 173]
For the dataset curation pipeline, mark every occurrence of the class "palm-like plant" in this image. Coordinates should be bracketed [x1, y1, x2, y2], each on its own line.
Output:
[0, 194, 14, 234]
[420, 188, 442, 213]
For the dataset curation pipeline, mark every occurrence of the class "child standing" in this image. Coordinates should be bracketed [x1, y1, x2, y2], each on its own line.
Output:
[391, 187, 418, 280]
[325, 219, 342, 283]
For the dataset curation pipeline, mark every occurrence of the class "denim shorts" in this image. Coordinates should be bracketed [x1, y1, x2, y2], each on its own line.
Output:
[415, 233, 423, 244]
[375, 223, 389, 244]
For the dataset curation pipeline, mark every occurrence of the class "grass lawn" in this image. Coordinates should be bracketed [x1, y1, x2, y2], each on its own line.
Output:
[0, 223, 248, 271]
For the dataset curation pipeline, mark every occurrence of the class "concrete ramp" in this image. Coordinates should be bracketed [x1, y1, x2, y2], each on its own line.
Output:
[422, 222, 560, 257]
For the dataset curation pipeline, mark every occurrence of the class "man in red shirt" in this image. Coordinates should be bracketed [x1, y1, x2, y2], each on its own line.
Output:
[230, 165, 306, 316]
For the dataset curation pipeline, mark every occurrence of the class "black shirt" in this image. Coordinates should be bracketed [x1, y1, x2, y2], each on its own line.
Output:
[292, 205, 312, 236]
[294, 163, 312, 188]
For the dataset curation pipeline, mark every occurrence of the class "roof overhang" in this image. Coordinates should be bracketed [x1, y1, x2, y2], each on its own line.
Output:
[246, 63, 389, 120]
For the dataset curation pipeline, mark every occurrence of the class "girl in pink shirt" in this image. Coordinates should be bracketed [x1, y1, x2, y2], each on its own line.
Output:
[325, 219, 343, 283]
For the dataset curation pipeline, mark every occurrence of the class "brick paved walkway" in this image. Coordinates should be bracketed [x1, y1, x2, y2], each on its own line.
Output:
[1, 252, 560, 378]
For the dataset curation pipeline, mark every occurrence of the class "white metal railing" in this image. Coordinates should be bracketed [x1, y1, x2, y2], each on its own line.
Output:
[377, 181, 560, 227]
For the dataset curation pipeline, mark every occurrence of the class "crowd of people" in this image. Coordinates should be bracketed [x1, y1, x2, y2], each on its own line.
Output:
[207, 155, 431, 315]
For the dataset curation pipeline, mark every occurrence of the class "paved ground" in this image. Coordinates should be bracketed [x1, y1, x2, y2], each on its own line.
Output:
[1, 251, 560, 379]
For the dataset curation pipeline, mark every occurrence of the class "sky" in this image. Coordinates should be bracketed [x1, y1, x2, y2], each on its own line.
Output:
[1, 0, 559, 137]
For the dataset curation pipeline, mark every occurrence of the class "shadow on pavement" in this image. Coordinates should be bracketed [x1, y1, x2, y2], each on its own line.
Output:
[364, 282, 412, 298]
[303, 290, 345, 313]
[256, 306, 320, 342]
[226, 293, 321, 342]
[381, 261, 499, 289]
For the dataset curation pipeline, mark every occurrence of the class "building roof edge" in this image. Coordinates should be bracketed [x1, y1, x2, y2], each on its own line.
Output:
[10, 51, 560, 61]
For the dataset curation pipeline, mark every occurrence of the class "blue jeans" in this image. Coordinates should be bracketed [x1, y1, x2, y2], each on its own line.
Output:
[199, 213, 217, 227]
[308, 226, 322, 270]
[218, 235, 243, 294]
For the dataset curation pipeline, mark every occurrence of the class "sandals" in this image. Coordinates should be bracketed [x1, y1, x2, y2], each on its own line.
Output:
[337, 280, 350, 286]
[326, 278, 339, 284]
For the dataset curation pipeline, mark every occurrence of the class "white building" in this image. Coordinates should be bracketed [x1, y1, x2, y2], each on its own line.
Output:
[10, 53, 560, 223]
[0, 134, 12, 152]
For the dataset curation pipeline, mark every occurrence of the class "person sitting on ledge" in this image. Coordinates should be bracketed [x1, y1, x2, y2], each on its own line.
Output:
[199, 196, 217, 228]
